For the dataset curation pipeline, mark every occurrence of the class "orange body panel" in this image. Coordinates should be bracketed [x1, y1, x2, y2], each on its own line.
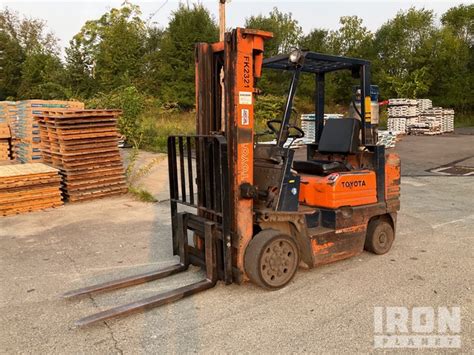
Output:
[385, 153, 401, 201]
[299, 171, 377, 208]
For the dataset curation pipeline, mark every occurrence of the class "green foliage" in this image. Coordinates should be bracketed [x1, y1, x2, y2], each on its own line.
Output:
[441, 4, 473, 45]
[0, 7, 59, 55]
[246, 8, 302, 97]
[87, 86, 146, 147]
[300, 29, 328, 52]
[18, 52, 66, 99]
[66, 3, 147, 94]
[0, 3, 472, 126]
[454, 112, 474, 128]
[157, 4, 218, 109]
[0, 7, 64, 99]
[255, 94, 286, 121]
[128, 186, 158, 203]
[327, 16, 373, 57]
[125, 147, 162, 203]
[373, 8, 437, 99]
[138, 27, 164, 95]
[0, 31, 24, 99]
[140, 110, 196, 152]
[246, 7, 302, 56]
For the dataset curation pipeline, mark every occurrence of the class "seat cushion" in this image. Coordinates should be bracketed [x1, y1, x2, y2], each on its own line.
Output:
[293, 160, 349, 175]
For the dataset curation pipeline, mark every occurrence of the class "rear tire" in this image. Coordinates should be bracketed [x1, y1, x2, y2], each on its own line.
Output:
[244, 229, 299, 290]
[365, 218, 394, 255]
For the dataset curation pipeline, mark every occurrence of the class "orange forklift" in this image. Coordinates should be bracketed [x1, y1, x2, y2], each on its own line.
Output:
[65, 28, 400, 326]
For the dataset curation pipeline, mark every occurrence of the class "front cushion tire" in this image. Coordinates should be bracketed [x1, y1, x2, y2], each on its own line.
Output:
[244, 229, 299, 290]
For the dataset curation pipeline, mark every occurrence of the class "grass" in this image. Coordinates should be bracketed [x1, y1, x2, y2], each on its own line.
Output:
[128, 186, 158, 203]
[454, 113, 474, 128]
[141, 109, 195, 152]
[137, 101, 472, 153]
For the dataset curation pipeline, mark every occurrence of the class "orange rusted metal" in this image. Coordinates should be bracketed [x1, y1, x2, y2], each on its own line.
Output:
[223, 28, 272, 278]
[311, 240, 334, 254]
[385, 153, 401, 201]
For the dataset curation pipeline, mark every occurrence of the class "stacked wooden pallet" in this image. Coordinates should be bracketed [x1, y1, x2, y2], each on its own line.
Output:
[0, 101, 17, 128]
[14, 100, 84, 163]
[36, 109, 127, 202]
[0, 124, 12, 161]
[0, 163, 63, 216]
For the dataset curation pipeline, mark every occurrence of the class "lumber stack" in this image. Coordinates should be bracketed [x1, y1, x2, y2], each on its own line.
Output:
[0, 124, 12, 161]
[36, 109, 127, 202]
[0, 102, 17, 160]
[0, 163, 63, 216]
[14, 100, 84, 163]
[0, 101, 18, 129]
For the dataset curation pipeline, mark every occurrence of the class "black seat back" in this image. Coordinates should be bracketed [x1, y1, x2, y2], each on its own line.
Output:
[318, 118, 360, 154]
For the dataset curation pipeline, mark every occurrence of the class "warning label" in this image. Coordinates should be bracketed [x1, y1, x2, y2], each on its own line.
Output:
[241, 109, 250, 125]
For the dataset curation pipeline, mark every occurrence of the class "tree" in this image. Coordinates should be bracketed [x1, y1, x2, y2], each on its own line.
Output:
[441, 4, 473, 45]
[245, 8, 302, 99]
[66, 3, 148, 95]
[138, 26, 164, 95]
[300, 29, 328, 52]
[65, 37, 97, 98]
[429, 5, 474, 111]
[0, 31, 24, 99]
[157, 4, 218, 108]
[0, 7, 63, 99]
[373, 8, 437, 99]
[327, 16, 373, 58]
[17, 52, 66, 99]
[325, 16, 375, 104]
[0, 7, 59, 55]
[245, 7, 302, 56]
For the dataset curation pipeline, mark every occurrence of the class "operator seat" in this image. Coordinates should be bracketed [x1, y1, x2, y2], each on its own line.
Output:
[293, 118, 360, 175]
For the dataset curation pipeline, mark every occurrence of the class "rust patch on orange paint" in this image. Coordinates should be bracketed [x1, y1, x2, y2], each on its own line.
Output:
[335, 224, 366, 234]
[311, 240, 335, 254]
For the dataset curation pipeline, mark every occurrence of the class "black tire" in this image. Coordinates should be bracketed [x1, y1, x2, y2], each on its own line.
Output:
[244, 229, 299, 290]
[365, 218, 394, 255]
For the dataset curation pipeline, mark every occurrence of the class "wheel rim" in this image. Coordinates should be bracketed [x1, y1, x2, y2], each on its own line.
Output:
[378, 232, 387, 246]
[260, 238, 298, 287]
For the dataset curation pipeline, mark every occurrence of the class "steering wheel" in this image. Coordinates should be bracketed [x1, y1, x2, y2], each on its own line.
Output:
[267, 120, 305, 139]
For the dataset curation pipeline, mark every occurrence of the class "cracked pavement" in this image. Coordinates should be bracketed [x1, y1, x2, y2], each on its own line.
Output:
[0, 132, 473, 353]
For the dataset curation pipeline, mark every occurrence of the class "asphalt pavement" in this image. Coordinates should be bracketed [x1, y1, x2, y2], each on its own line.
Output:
[0, 132, 473, 353]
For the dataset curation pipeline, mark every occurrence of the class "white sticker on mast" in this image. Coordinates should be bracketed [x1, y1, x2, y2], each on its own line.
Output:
[239, 91, 252, 105]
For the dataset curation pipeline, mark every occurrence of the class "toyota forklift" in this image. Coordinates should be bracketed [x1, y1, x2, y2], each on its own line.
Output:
[65, 28, 400, 326]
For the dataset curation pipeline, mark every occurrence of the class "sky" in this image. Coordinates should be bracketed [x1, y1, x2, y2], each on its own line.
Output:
[1, 0, 468, 55]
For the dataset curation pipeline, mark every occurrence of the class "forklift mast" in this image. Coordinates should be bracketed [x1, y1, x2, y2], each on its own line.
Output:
[195, 28, 273, 274]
